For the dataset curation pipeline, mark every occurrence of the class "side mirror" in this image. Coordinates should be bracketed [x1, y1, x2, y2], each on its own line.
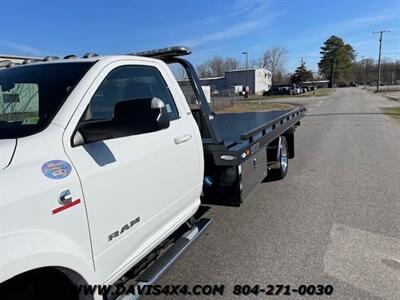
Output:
[151, 97, 170, 130]
[71, 129, 85, 147]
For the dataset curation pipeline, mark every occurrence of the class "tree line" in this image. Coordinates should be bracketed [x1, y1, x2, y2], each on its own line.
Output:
[195, 35, 399, 87]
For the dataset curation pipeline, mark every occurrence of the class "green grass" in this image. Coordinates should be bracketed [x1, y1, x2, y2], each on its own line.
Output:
[298, 88, 335, 97]
[212, 101, 294, 113]
[382, 107, 400, 120]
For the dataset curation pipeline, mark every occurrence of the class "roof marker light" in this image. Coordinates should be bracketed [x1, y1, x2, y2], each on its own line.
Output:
[0, 60, 13, 68]
[64, 54, 77, 59]
[83, 53, 98, 58]
[43, 56, 59, 61]
[22, 59, 38, 64]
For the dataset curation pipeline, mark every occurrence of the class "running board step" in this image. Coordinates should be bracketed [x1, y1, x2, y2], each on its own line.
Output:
[117, 218, 212, 300]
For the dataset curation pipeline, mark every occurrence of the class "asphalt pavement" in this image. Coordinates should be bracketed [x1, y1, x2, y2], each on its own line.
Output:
[149, 88, 400, 299]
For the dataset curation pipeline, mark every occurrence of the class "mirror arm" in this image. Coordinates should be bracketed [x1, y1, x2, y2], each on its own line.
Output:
[71, 129, 85, 147]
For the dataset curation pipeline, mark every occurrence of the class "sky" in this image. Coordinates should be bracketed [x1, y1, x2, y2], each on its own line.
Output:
[0, 0, 399, 73]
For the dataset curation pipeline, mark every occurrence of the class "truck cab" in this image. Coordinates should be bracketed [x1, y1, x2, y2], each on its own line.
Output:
[0, 53, 207, 299]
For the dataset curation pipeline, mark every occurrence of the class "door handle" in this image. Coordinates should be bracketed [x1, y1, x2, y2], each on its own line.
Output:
[174, 134, 192, 145]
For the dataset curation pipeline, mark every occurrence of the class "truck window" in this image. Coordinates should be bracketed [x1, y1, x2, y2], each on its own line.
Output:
[82, 65, 179, 122]
[0, 62, 94, 139]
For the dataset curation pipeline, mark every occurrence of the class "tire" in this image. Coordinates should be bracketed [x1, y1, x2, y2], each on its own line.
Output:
[268, 136, 288, 180]
[1, 269, 78, 300]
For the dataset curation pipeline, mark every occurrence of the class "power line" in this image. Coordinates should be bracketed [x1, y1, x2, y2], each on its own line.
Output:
[373, 30, 390, 92]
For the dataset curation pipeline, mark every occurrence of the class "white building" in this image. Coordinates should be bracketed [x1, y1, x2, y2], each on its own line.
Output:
[200, 68, 272, 95]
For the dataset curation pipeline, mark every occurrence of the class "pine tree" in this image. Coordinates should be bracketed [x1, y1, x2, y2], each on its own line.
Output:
[291, 61, 313, 83]
[318, 36, 355, 87]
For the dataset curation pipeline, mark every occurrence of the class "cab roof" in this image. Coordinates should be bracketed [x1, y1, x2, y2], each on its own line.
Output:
[0, 46, 191, 69]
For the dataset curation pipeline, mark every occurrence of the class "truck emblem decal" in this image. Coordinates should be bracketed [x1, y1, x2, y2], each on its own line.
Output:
[42, 160, 72, 179]
[108, 217, 141, 242]
[52, 198, 81, 215]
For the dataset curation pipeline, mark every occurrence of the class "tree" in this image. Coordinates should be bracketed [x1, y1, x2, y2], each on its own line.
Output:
[196, 56, 240, 78]
[291, 61, 313, 83]
[224, 58, 239, 72]
[196, 63, 212, 78]
[318, 35, 355, 87]
[207, 56, 225, 77]
[260, 46, 288, 84]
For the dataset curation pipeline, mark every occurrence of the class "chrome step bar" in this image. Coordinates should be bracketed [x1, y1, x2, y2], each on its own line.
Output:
[116, 218, 212, 300]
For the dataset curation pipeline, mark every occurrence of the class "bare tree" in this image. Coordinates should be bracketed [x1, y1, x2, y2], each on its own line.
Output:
[260, 46, 288, 84]
[207, 56, 225, 77]
[224, 58, 239, 72]
[242, 59, 262, 69]
[196, 56, 240, 78]
[196, 63, 212, 78]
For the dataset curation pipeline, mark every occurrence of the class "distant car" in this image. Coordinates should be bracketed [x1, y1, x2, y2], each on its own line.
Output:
[349, 82, 358, 87]
[263, 85, 296, 96]
[290, 84, 302, 95]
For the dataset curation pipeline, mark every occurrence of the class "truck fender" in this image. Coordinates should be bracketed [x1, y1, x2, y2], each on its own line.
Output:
[0, 230, 97, 286]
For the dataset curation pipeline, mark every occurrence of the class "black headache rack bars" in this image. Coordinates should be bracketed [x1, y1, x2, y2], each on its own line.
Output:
[130, 46, 306, 166]
[129, 46, 223, 145]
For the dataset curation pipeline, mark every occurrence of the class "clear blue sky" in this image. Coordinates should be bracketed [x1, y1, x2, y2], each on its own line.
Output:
[1, 0, 399, 72]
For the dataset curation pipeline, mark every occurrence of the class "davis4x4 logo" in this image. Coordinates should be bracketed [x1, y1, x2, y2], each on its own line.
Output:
[108, 217, 140, 242]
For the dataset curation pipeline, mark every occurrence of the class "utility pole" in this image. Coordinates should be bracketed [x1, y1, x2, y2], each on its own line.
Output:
[373, 30, 390, 92]
[362, 56, 366, 89]
[331, 57, 336, 88]
[392, 70, 395, 86]
[242, 51, 248, 91]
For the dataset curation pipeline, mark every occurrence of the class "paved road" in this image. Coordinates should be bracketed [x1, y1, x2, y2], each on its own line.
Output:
[152, 88, 400, 299]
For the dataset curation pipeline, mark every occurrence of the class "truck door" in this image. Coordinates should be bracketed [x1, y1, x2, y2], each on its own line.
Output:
[63, 62, 201, 281]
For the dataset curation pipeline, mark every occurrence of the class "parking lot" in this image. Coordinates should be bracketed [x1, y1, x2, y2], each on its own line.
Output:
[152, 88, 400, 299]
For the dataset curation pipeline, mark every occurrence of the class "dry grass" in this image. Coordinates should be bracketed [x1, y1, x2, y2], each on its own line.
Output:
[240, 88, 335, 101]
[212, 101, 294, 113]
[382, 107, 400, 120]
[298, 88, 335, 97]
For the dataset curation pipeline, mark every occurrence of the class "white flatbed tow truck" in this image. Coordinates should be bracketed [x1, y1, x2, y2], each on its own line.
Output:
[0, 47, 304, 300]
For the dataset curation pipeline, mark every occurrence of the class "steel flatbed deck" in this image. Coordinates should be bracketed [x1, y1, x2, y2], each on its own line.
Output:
[204, 107, 305, 166]
[135, 46, 305, 205]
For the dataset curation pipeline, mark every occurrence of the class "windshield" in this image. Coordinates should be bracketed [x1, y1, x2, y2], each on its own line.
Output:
[0, 62, 94, 139]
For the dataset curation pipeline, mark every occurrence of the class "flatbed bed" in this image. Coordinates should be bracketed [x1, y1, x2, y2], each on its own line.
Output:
[135, 46, 305, 206]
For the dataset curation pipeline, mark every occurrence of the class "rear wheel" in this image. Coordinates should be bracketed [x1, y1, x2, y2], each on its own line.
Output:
[268, 136, 288, 180]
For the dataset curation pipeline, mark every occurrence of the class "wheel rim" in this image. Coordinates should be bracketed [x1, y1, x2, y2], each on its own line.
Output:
[280, 142, 288, 173]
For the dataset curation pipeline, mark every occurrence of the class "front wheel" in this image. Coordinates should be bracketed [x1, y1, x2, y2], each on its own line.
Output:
[268, 136, 288, 180]
[0, 269, 78, 300]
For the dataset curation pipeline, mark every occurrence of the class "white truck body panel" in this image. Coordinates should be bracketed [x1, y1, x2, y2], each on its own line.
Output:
[0, 55, 204, 290]
[63, 58, 202, 283]
[0, 139, 15, 169]
[0, 124, 94, 283]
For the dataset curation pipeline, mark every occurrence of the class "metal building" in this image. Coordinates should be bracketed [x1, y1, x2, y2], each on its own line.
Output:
[200, 68, 272, 95]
